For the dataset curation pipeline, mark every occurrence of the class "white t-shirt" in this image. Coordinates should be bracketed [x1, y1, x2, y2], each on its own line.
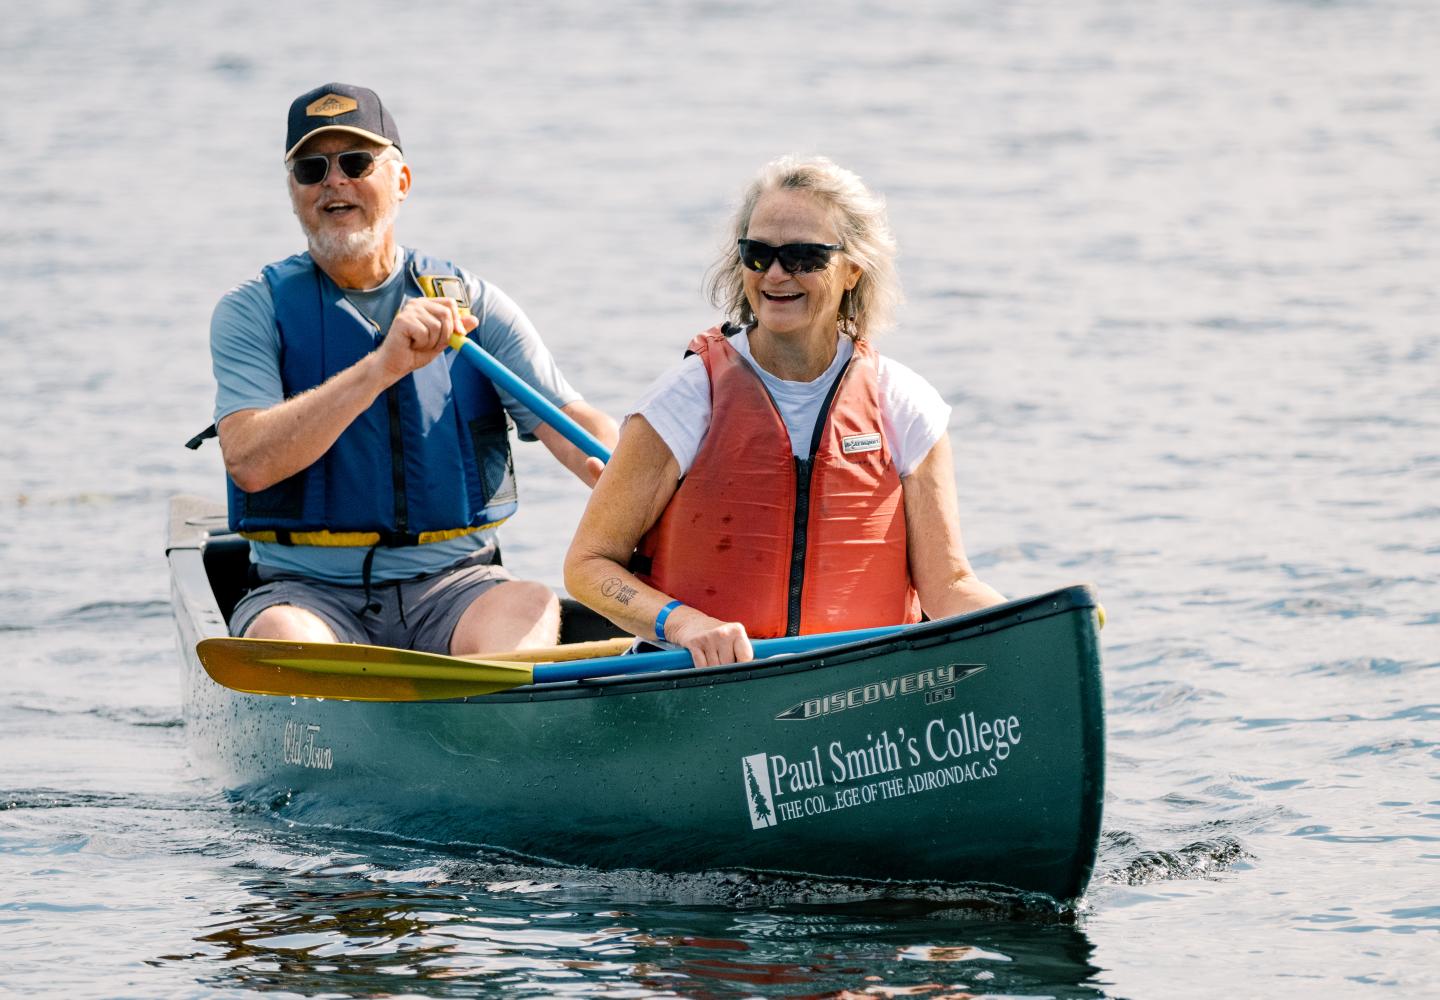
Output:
[631, 331, 950, 478]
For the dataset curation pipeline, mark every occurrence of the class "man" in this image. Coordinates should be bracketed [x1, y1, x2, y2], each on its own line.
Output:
[205, 83, 617, 655]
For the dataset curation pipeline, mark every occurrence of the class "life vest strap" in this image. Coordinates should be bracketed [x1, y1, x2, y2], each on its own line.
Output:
[238, 518, 509, 548]
[185, 424, 218, 450]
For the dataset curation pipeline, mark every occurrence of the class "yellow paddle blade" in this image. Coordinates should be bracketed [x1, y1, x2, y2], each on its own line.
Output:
[196, 637, 536, 702]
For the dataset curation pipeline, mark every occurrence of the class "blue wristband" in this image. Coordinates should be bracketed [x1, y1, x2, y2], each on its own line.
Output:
[654, 599, 683, 642]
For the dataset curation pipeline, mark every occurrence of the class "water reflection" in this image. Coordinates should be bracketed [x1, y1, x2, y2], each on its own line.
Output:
[159, 833, 1107, 998]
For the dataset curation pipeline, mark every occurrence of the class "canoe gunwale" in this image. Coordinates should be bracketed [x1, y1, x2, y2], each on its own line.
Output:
[463, 585, 1102, 704]
[167, 494, 1102, 709]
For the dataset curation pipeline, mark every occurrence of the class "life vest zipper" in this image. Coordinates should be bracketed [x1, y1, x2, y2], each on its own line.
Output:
[783, 353, 855, 636]
[386, 384, 408, 534]
[364, 306, 407, 569]
[785, 456, 814, 636]
[364, 304, 408, 537]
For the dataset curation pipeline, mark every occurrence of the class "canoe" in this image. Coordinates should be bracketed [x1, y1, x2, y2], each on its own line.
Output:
[167, 495, 1106, 900]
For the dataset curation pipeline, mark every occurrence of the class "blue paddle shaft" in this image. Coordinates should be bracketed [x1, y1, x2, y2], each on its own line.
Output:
[451, 331, 904, 679]
[532, 623, 910, 684]
[451, 336, 612, 462]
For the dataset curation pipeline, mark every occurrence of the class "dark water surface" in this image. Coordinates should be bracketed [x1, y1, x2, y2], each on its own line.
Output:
[3, 1, 1437, 996]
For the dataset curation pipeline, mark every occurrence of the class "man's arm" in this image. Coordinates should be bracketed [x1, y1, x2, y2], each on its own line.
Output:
[219, 298, 477, 492]
[465, 277, 617, 487]
[532, 401, 619, 487]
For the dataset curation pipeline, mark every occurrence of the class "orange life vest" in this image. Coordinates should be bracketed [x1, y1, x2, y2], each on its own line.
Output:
[633, 328, 921, 637]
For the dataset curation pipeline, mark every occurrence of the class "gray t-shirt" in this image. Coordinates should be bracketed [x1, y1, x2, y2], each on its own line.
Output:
[210, 248, 581, 584]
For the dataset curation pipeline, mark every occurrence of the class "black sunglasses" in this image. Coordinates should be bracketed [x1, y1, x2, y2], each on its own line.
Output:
[737, 239, 843, 275]
[288, 149, 390, 186]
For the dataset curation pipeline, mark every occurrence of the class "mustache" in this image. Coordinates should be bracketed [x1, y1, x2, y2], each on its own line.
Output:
[293, 198, 398, 261]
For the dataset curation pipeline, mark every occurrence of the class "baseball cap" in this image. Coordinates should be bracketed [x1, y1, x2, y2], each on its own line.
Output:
[284, 83, 402, 160]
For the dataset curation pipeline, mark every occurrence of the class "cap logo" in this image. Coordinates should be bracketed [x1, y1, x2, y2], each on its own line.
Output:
[306, 93, 358, 118]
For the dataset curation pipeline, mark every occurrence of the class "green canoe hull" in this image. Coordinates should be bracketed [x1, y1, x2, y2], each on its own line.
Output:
[168, 497, 1105, 900]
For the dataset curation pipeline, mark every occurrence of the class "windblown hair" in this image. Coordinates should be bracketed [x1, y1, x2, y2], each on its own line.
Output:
[704, 155, 901, 341]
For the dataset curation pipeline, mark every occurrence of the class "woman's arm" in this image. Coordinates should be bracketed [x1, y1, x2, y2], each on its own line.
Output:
[903, 435, 1008, 617]
[564, 415, 754, 666]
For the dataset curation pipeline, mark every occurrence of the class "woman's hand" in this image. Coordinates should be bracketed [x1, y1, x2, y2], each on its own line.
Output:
[665, 606, 754, 667]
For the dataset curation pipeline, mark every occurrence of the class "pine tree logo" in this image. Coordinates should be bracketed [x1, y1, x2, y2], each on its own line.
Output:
[742, 753, 777, 829]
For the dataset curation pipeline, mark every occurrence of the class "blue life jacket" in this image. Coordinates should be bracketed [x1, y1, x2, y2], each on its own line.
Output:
[227, 249, 518, 546]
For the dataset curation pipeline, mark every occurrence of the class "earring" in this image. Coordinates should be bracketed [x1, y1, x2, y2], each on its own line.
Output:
[840, 289, 859, 336]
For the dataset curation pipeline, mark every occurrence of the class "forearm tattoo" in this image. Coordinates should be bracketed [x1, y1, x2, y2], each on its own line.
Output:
[600, 577, 638, 606]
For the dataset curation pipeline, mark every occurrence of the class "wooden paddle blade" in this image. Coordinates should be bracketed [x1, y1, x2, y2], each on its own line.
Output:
[459, 636, 633, 665]
[196, 638, 535, 702]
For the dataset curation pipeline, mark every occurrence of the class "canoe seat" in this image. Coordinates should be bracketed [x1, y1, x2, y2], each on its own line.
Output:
[201, 532, 254, 626]
[560, 598, 629, 644]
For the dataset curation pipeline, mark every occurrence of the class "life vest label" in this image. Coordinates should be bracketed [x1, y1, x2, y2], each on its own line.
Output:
[841, 432, 882, 455]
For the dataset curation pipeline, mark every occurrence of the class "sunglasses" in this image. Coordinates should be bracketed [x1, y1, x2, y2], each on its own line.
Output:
[737, 239, 843, 275]
[288, 149, 392, 186]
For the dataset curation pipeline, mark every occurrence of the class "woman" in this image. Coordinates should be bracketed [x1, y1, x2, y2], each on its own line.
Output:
[565, 155, 1004, 666]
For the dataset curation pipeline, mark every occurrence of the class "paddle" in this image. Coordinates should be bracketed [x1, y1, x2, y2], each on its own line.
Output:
[197, 623, 913, 702]
[447, 333, 612, 462]
[415, 275, 611, 462]
[466, 636, 633, 663]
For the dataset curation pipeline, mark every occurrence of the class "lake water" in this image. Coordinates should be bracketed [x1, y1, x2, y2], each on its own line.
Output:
[2, 1, 1437, 997]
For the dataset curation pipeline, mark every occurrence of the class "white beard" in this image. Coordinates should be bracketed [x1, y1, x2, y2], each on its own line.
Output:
[299, 199, 397, 263]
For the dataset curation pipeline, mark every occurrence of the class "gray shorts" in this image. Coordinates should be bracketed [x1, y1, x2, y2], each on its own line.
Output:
[229, 549, 514, 653]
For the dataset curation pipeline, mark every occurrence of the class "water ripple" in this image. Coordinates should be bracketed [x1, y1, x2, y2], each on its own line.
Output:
[1301, 657, 1430, 677]
[1, 789, 131, 812]
[1093, 832, 1250, 886]
[1338, 737, 1437, 759]
[131, 829, 1096, 998]
[1256, 596, 1385, 619]
[53, 600, 171, 625]
[1109, 680, 1223, 714]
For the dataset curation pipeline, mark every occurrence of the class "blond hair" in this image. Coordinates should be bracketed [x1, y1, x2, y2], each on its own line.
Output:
[705, 155, 901, 341]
